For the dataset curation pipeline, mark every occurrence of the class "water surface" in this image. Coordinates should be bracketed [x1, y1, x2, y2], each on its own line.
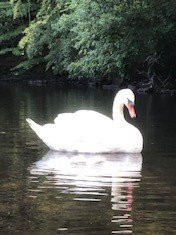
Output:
[0, 83, 176, 234]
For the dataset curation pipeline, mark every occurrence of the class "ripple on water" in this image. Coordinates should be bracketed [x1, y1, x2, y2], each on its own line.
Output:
[27, 151, 143, 234]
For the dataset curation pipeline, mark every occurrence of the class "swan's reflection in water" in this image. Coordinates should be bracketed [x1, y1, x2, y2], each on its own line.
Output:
[28, 151, 142, 234]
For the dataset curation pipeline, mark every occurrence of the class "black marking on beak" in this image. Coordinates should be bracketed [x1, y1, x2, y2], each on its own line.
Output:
[127, 98, 134, 106]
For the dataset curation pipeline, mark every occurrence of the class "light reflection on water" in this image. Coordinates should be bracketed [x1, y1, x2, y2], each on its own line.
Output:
[1, 84, 176, 234]
[28, 151, 142, 234]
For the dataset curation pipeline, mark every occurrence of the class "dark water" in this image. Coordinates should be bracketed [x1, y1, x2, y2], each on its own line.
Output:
[0, 83, 176, 234]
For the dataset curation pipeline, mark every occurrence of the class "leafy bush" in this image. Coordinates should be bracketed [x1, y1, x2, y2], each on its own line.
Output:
[1, 0, 176, 85]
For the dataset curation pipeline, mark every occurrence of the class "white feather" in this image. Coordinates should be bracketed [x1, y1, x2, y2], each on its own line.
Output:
[26, 89, 143, 153]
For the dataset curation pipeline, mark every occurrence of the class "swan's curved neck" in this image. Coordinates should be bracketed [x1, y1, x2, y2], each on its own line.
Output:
[112, 98, 126, 123]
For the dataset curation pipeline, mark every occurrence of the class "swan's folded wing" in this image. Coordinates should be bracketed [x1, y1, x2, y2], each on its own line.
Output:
[54, 113, 74, 125]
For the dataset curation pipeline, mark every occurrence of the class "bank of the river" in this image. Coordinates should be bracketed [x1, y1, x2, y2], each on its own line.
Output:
[1, 61, 176, 94]
[1, 74, 176, 95]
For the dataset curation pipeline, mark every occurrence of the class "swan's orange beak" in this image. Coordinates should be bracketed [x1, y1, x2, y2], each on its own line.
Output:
[127, 103, 136, 118]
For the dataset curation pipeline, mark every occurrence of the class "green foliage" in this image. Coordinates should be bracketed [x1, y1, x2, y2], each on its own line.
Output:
[0, 0, 38, 63]
[0, 26, 25, 42]
[1, 0, 176, 84]
[0, 47, 21, 56]
[13, 57, 44, 71]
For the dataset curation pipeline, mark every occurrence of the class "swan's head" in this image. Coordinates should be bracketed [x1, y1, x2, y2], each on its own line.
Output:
[115, 89, 136, 118]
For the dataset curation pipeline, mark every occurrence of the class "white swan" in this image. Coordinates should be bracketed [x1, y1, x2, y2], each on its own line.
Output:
[26, 88, 143, 153]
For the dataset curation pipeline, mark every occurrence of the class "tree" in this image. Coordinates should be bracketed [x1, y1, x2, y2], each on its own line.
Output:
[1, 0, 176, 87]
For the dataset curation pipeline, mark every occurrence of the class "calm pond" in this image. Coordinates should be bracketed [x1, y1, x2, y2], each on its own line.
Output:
[0, 83, 176, 234]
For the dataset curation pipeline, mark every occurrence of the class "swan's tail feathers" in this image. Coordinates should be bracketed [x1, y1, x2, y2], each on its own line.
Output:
[26, 118, 37, 127]
[26, 118, 41, 134]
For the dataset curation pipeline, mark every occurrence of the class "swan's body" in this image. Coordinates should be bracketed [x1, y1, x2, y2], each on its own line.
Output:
[26, 89, 143, 153]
